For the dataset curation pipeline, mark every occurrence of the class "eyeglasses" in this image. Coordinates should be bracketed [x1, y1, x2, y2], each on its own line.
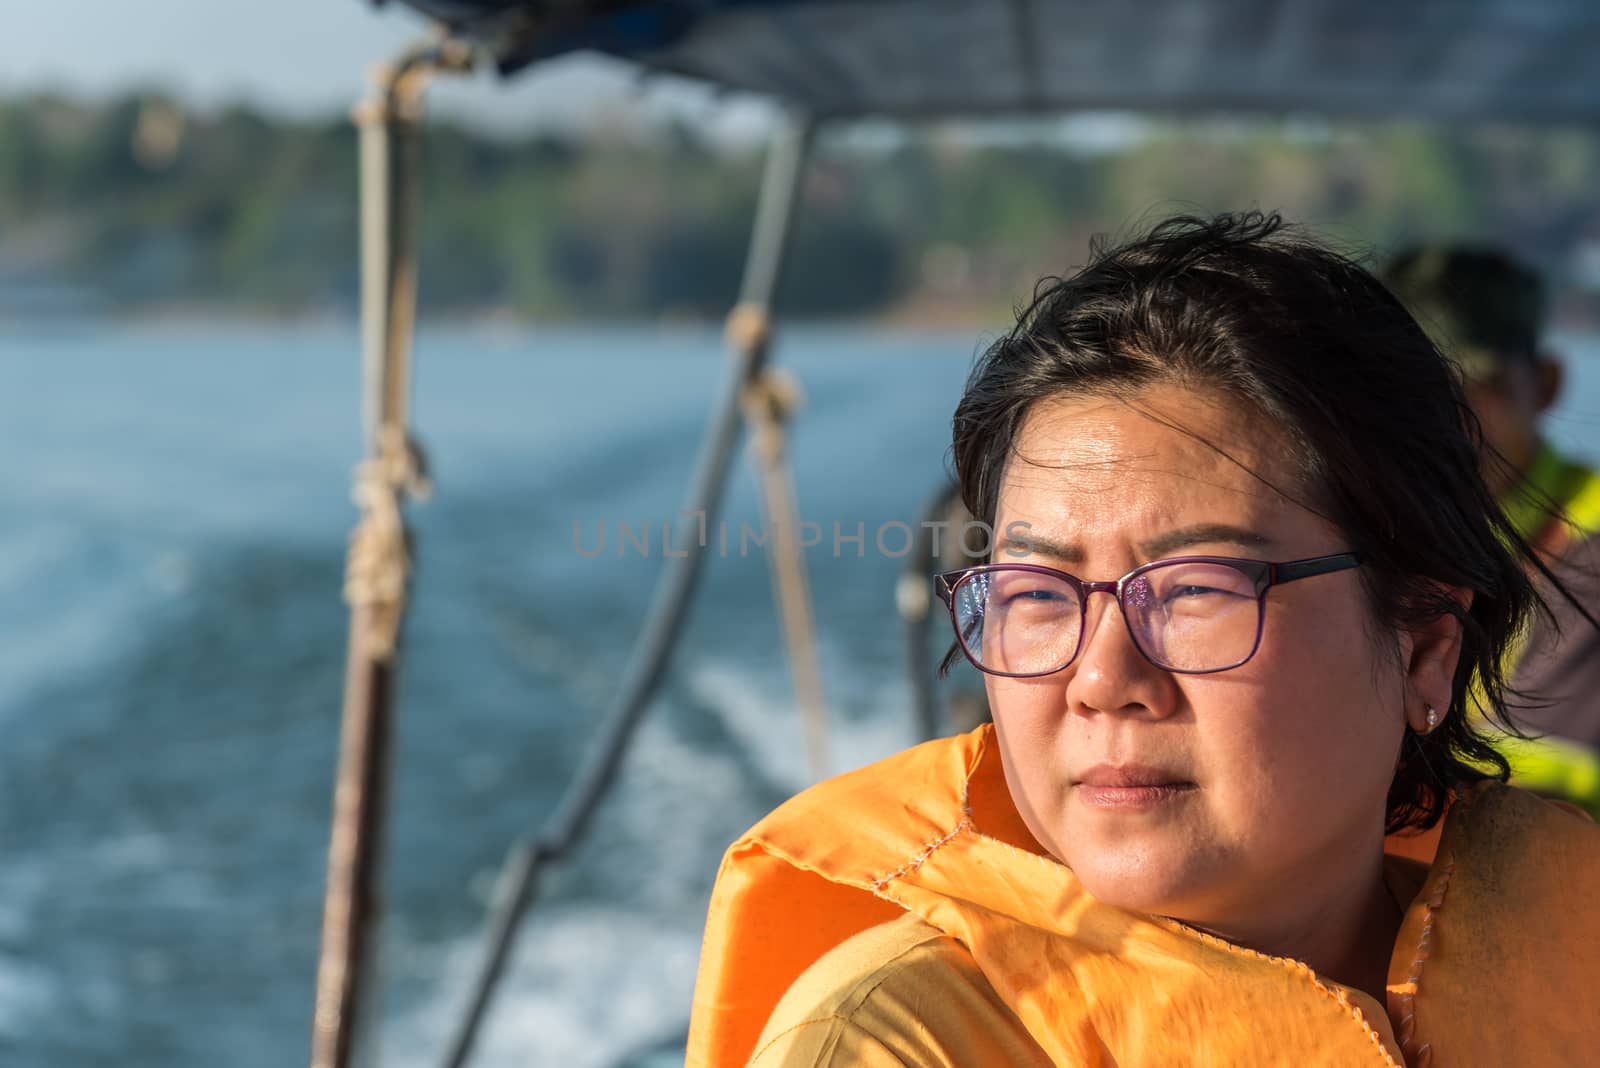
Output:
[935, 552, 1363, 677]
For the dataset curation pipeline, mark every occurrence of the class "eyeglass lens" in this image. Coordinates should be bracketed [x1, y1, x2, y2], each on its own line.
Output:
[953, 560, 1264, 675]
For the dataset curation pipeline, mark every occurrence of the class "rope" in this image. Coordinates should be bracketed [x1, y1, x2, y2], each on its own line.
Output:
[741, 359, 833, 781]
[725, 300, 773, 358]
[343, 426, 431, 661]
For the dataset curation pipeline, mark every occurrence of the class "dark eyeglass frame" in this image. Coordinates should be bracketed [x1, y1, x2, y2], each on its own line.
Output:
[934, 552, 1364, 677]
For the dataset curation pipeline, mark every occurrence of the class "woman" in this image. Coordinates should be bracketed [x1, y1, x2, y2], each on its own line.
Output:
[686, 213, 1600, 1067]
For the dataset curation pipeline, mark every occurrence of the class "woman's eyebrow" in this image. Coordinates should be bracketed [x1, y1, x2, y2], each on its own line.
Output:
[998, 533, 1081, 562]
[998, 524, 1273, 562]
[1139, 524, 1273, 557]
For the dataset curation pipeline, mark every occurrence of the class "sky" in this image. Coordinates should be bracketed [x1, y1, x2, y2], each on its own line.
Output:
[0, 0, 778, 138]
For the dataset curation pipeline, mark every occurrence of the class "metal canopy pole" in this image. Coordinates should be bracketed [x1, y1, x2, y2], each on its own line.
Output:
[437, 112, 817, 1068]
[310, 37, 470, 1068]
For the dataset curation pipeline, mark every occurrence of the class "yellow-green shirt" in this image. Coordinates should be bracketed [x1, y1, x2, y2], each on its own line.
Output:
[1492, 441, 1600, 812]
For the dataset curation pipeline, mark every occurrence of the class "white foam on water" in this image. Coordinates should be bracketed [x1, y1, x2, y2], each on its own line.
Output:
[0, 954, 60, 1039]
[0, 856, 59, 1038]
[610, 714, 754, 893]
[382, 651, 920, 1068]
[0, 523, 194, 724]
[86, 830, 227, 915]
[380, 706, 744, 1068]
[0, 860, 47, 944]
[383, 905, 700, 1068]
[0, 522, 80, 594]
[685, 653, 918, 793]
[91, 830, 178, 874]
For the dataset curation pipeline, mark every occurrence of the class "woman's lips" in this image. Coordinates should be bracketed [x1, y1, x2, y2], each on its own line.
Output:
[1072, 764, 1197, 809]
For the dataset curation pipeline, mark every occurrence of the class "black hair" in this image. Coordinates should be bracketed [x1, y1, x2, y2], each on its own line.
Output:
[950, 211, 1546, 833]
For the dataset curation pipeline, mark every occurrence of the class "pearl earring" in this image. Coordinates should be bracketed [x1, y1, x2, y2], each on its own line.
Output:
[1424, 704, 1439, 733]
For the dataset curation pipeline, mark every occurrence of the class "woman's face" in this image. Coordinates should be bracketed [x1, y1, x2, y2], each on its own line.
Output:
[987, 384, 1410, 928]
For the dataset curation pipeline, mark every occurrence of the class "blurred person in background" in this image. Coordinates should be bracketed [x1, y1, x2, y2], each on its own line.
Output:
[1385, 247, 1600, 816]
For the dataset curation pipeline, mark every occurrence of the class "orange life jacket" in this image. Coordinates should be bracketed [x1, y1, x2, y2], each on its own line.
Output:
[687, 725, 1600, 1067]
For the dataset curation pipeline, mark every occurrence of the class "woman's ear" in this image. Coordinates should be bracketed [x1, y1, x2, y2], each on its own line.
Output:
[1403, 585, 1474, 733]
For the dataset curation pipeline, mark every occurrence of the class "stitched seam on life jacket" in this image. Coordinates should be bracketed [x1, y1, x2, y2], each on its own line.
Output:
[869, 816, 973, 893]
[1156, 919, 1405, 1068]
[958, 729, 1073, 875]
[1392, 787, 1476, 1068]
[1392, 858, 1452, 1068]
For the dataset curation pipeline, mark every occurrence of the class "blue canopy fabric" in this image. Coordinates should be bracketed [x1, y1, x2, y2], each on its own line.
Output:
[386, 0, 1600, 124]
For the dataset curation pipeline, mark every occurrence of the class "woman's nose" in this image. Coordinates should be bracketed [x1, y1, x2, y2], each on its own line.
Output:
[1066, 593, 1173, 719]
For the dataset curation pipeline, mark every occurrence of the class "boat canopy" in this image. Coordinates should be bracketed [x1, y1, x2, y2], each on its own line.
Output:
[387, 0, 1600, 124]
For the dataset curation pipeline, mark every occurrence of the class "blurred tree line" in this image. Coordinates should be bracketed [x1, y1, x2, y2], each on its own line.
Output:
[2, 91, 1598, 322]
